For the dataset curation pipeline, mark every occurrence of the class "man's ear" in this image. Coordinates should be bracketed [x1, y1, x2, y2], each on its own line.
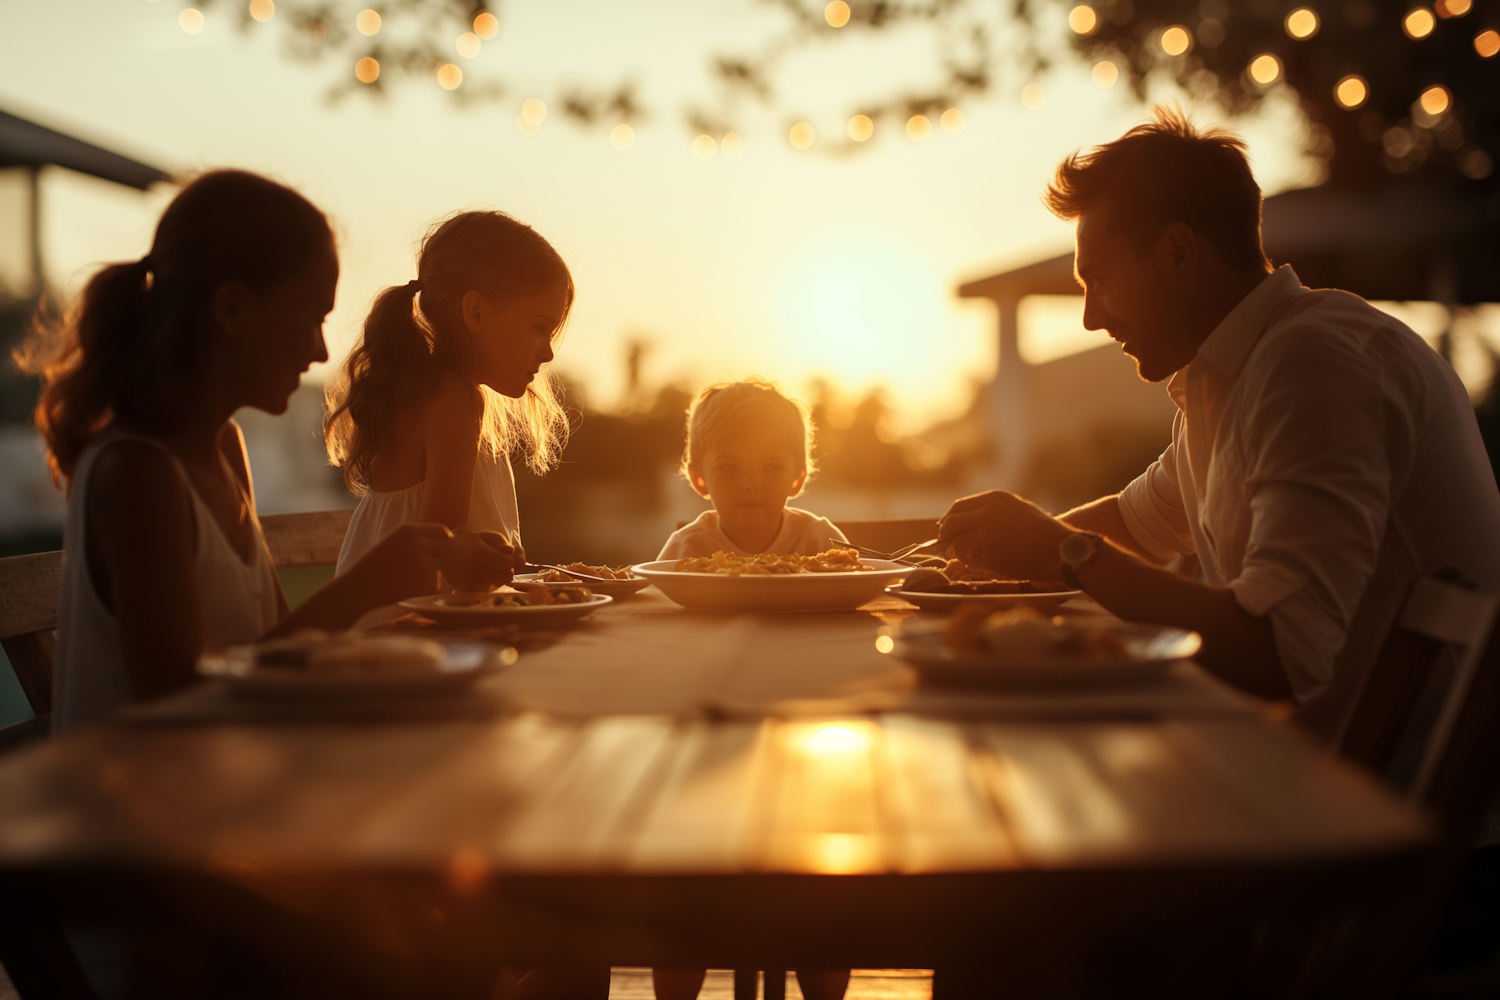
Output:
[461, 290, 486, 336]
[212, 280, 248, 336]
[1155, 222, 1199, 283]
[687, 465, 711, 498]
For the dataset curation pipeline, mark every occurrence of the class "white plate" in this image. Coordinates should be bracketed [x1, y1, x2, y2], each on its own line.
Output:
[885, 584, 1083, 612]
[632, 559, 911, 613]
[882, 619, 1201, 689]
[199, 638, 504, 702]
[513, 573, 653, 599]
[399, 592, 613, 627]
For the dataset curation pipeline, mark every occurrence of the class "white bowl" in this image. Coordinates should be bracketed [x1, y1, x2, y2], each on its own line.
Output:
[631, 559, 910, 613]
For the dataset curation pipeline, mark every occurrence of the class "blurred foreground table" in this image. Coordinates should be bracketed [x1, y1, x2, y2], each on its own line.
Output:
[0, 592, 1429, 997]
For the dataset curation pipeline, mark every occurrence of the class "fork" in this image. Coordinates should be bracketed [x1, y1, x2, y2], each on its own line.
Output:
[852, 538, 942, 565]
[521, 563, 620, 583]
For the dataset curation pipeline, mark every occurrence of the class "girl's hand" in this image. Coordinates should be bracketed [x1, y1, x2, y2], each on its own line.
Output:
[443, 529, 523, 592]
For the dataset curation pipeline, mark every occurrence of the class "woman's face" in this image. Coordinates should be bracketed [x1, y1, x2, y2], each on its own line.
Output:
[460, 283, 568, 398]
[218, 246, 338, 414]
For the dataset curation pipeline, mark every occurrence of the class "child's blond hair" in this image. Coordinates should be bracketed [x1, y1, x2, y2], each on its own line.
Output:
[680, 379, 817, 495]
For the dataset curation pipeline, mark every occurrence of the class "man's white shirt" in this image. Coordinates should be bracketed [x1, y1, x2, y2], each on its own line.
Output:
[1118, 265, 1500, 728]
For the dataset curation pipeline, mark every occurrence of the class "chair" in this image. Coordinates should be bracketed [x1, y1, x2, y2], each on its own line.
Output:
[259, 508, 354, 569]
[0, 551, 64, 751]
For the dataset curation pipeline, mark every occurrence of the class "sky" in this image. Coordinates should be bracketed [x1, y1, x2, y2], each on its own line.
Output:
[0, 0, 1326, 431]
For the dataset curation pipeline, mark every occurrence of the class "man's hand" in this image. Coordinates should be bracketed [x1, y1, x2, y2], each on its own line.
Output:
[937, 490, 1074, 579]
[443, 529, 523, 593]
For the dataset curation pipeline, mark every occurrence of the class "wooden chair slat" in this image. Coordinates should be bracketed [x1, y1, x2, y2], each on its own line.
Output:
[3, 631, 55, 716]
[260, 509, 354, 569]
[0, 715, 49, 754]
[0, 551, 63, 638]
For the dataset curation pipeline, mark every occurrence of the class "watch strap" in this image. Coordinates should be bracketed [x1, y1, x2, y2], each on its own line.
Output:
[1059, 531, 1103, 591]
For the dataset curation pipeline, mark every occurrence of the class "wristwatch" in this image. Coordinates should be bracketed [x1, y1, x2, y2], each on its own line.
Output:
[1058, 531, 1103, 591]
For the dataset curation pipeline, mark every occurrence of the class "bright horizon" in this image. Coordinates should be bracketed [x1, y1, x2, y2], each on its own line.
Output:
[0, 0, 1324, 432]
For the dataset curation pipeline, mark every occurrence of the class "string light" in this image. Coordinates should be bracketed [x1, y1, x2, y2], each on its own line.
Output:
[789, 122, 816, 149]
[1159, 25, 1192, 55]
[355, 8, 380, 35]
[472, 12, 498, 38]
[825, 1, 850, 27]
[1069, 5, 1099, 34]
[520, 99, 546, 126]
[179, 8, 204, 33]
[456, 32, 480, 58]
[940, 108, 966, 134]
[1435, 0, 1471, 16]
[1419, 84, 1451, 115]
[1335, 74, 1369, 109]
[355, 56, 379, 83]
[906, 115, 932, 141]
[1285, 8, 1319, 38]
[1403, 7, 1435, 38]
[722, 133, 744, 158]
[847, 114, 874, 141]
[1092, 60, 1119, 87]
[437, 63, 462, 89]
[1249, 53, 1282, 85]
[1476, 29, 1499, 57]
[691, 135, 717, 161]
[610, 124, 635, 150]
[248, 0, 274, 23]
[1021, 83, 1047, 109]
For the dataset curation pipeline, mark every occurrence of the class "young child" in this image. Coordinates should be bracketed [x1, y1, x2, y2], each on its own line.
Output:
[325, 211, 572, 592]
[18, 171, 519, 733]
[658, 379, 849, 561]
[653, 377, 851, 1000]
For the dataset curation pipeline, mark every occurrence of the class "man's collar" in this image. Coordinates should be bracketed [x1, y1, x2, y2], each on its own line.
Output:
[1194, 264, 1303, 381]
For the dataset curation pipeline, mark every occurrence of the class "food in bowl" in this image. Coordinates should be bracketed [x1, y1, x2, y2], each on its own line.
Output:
[943, 606, 1129, 659]
[245, 631, 448, 676]
[673, 547, 866, 576]
[535, 562, 638, 581]
[902, 564, 1069, 596]
[443, 584, 594, 608]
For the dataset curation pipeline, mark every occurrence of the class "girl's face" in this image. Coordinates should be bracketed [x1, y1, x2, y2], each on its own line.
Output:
[690, 423, 808, 550]
[217, 246, 338, 414]
[461, 282, 568, 398]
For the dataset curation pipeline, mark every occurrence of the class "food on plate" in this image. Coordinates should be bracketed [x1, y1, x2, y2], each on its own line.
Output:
[942, 606, 1130, 658]
[673, 547, 866, 576]
[246, 631, 447, 675]
[444, 584, 594, 607]
[901, 565, 1069, 595]
[536, 562, 637, 581]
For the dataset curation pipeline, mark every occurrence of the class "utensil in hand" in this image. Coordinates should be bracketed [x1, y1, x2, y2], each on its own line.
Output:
[851, 538, 942, 565]
[522, 563, 620, 583]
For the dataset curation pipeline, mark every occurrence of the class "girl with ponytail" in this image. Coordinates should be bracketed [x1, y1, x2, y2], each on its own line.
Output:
[324, 210, 572, 592]
[17, 170, 520, 732]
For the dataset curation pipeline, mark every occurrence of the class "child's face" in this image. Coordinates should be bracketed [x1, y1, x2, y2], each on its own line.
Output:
[461, 283, 568, 398]
[220, 246, 338, 414]
[691, 424, 807, 548]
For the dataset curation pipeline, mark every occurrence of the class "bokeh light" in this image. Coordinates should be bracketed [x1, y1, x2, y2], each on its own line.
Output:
[521, 98, 546, 125]
[1460, 149, 1493, 179]
[825, 1, 851, 27]
[472, 12, 499, 38]
[847, 114, 874, 141]
[248, 0, 274, 23]
[940, 108, 966, 134]
[1404, 7, 1435, 37]
[789, 122, 816, 149]
[1068, 5, 1099, 34]
[354, 56, 379, 83]
[1159, 25, 1191, 55]
[807, 725, 867, 755]
[1335, 74, 1369, 108]
[1419, 84, 1451, 115]
[609, 123, 635, 150]
[437, 63, 462, 90]
[356, 8, 380, 36]
[722, 132, 744, 158]
[1384, 125, 1413, 158]
[1091, 60, 1119, 87]
[874, 634, 894, 653]
[1249, 53, 1282, 85]
[1435, 0, 1471, 16]
[1284, 8, 1319, 38]
[1476, 29, 1500, 56]
[456, 32, 481, 58]
[1021, 83, 1047, 109]
[691, 134, 717, 161]
[179, 8, 204, 33]
[906, 114, 932, 141]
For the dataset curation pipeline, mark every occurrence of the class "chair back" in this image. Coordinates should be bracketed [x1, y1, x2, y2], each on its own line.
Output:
[0, 551, 64, 750]
[259, 508, 354, 569]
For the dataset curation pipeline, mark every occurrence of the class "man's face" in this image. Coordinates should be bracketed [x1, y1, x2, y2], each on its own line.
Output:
[1074, 210, 1198, 383]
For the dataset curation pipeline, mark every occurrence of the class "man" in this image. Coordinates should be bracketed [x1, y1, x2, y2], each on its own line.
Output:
[938, 107, 1500, 735]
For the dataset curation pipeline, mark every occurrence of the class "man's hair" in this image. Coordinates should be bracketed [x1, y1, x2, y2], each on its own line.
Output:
[1044, 105, 1271, 272]
[680, 378, 816, 492]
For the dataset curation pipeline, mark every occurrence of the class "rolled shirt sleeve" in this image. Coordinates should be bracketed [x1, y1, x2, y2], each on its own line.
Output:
[1118, 431, 1196, 564]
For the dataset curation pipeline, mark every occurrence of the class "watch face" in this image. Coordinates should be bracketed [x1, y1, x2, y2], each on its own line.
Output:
[1060, 532, 1096, 564]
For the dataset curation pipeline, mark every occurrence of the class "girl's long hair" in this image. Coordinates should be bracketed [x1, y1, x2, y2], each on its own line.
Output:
[324, 211, 572, 493]
[14, 170, 333, 490]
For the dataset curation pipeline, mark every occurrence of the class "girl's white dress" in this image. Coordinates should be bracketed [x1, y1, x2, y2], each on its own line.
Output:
[334, 452, 520, 620]
[54, 426, 281, 733]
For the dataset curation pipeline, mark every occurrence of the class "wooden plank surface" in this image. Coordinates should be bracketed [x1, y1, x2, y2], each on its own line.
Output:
[260, 509, 354, 568]
[0, 550, 63, 637]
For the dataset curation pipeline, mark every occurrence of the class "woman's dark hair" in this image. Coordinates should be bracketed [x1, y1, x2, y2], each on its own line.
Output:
[15, 169, 333, 489]
[325, 210, 573, 493]
[1044, 105, 1272, 273]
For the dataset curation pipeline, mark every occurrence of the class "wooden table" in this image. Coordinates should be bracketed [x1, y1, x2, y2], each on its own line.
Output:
[0, 592, 1429, 998]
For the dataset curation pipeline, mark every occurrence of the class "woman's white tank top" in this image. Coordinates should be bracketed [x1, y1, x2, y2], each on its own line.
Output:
[52, 427, 281, 733]
[335, 452, 520, 575]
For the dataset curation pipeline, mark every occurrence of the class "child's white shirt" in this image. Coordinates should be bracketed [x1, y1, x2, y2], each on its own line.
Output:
[657, 507, 848, 560]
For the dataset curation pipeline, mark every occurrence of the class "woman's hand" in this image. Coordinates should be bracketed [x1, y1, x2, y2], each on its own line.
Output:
[936, 490, 1073, 580]
[443, 529, 523, 592]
